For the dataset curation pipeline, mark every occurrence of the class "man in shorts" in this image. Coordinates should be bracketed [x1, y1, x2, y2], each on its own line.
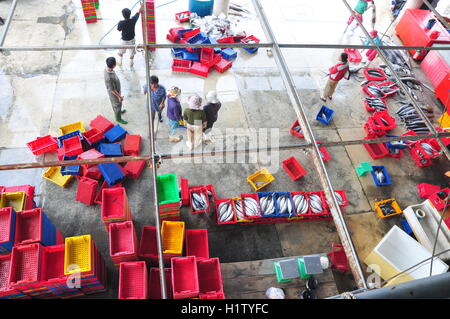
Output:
[117, 3, 143, 66]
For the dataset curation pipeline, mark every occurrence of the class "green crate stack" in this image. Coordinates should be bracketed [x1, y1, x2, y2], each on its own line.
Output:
[157, 174, 181, 220]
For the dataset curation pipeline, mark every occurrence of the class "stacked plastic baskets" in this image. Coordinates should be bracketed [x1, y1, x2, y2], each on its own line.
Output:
[157, 174, 181, 220]
[101, 187, 132, 230]
[118, 261, 148, 299]
[0, 253, 30, 299]
[109, 221, 138, 266]
[80, 0, 97, 23]
[143, 0, 156, 51]
[0, 207, 16, 254]
[161, 221, 185, 260]
[64, 235, 107, 295]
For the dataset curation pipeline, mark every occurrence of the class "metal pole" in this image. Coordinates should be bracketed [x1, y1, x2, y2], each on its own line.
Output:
[252, 0, 367, 289]
[0, 0, 18, 47]
[422, 0, 450, 30]
[141, 0, 167, 299]
[342, 0, 450, 161]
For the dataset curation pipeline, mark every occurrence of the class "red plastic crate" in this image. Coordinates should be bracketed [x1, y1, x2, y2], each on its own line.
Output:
[417, 183, 442, 199]
[373, 111, 396, 131]
[78, 149, 104, 167]
[200, 48, 220, 68]
[444, 217, 450, 230]
[197, 258, 224, 298]
[188, 62, 209, 77]
[409, 145, 433, 167]
[14, 208, 43, 246]
[101, 187, 130, 221]
[171, 256, 199, 299]
[41, 244, 66, 286]
[9, 243, 42, 288]
[94, 181, 121, 205]
[0, 207, 15, 250]
[90, 115, 114, 133]
[363, 83, 387, 99]
[123, 160, 146, 179]
[175, 10, 190, 23]
[182, 28, 200, 39]
[204, 184, 216, 202]
[4, 185, 35, 210]
[290, 119, 304, 138]
[148, 267, 173, 299]
[83, 128, 104, 145]
[213, 57, 232, 73]
[217, 36, 234, 44]
[189, 186, 210, 214]
[118, 261, 148, 299]
[363, 136, 390, 159]
[139, 226, 158, 260]
[81, 164, 103, 180]
[109, 221, 138, 261]
[0, 253, 22, 298]
[180, 177, 190, 206]
[364, 98, 388, 113]
[344, 48, 362, 63]
[316, 141, 331, 162]
[291, 191, 311, 216]
[27, 135, 58, 155]
[123, 134, 141, 156]
[307, 191, 330, 216]
[215, 198, 237, 225]
[417, 138, 442, 159]
[282, 156, 307, 180]
[241, 193, 261, 219]
[428, 188, 449, 210]
[185, 229, 209, 260]
[363, 68, 387, 81]
[76, 177, 98, 205]
[62, 136, 83, 157]
[172, 59, 192, 72]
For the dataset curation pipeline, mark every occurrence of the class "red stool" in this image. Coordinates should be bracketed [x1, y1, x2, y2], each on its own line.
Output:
[327, 243, 349, 272]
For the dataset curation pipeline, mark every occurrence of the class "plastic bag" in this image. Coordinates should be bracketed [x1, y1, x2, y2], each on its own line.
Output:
[265, 287, 285, 299]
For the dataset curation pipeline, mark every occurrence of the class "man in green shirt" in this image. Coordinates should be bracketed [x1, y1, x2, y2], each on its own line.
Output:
[345, 0, 374, 33]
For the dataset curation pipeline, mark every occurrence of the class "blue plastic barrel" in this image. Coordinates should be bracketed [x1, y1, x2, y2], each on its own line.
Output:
[189, 0, 214, 17]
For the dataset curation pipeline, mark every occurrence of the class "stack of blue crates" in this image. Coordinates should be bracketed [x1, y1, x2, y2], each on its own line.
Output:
[104, 125, 127, 143]
[98, 163, 125, 186]
[0, 207, 16, 253]
[274, 192, 295, 217]
[257, 192, 277, 217]
[97, 143, 123, 157]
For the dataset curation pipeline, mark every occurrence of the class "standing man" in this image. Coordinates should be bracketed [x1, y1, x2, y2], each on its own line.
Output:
[361, 29, 382, 66]
[143, 75, 166, 124]
[320, 53, 350, 102]
[203, 91, 221, 143]
[183, 94, 207, 150]
[117, 3, 143, 67]
[104, 57, 128, 124]
[344, 0, 375, 33]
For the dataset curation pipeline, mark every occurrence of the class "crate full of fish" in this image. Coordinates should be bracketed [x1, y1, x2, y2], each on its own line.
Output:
[215, 198, 236, 225]
[204, 184, 217, 202]
[316, 106, 334, 125]
[175, 10, 190, 23]
[274, 192, 295, 217]
[324, 190, 348, 209]
[307, 191, 329, 216]
[257, 192, 278, 218]
[414, 139, 442, 160]
[409, 145, 433, 167]
[290, 119, 304, 139]
[363, 68, 387, 82]
[291, 192, 310, 216]
[190, 187, 210, 214]
[372, 111, 396, 131]
[240, 193, 261, 219]
[364, 97, 388, 113]
[376, 81, 399, 97]
[371, 166, 392, 187]
[233, 197, 251, 223]
[374, 198, 402, 218]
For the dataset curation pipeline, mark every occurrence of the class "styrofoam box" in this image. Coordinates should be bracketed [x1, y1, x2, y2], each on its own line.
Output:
[364, 225, 449, 286]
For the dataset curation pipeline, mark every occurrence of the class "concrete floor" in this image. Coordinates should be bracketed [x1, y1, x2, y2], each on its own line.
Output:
[0, 0, 449, 299]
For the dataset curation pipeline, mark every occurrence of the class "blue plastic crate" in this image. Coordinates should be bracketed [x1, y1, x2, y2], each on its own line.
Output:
[243, 47, 258, 54]
[186, 32, 208, 44]
[371, 165, 392, 187]
[41, 210, 57, 246]
[274, 192, 295, 217]
[316, 105, 334, 125]
[57, 130, 83, 148]
[220, 48, 237, 60]
[0, 208, 16, 254]
[385, 134, 408, 150]
[98, 163, 125, 186]
[181, 51, 200, 62]
[61, 155, 80, 176]
[97, 143, 123, 157]
[257, 192, 277, 217]
[172, 48, 187, 58]
[401, 219, 413, 235]
[104, 125, 127, 143]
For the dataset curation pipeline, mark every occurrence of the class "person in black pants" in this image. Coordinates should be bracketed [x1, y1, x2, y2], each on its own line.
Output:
[117, 3, 143, 66]
[203, 91, 222, 143]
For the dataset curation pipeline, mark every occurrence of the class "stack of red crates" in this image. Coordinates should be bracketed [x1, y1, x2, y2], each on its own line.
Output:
[118, 261, 148, 299]
[3, 185, 35, 210]
[101, 187, 132, 230]
[80, 0, 97, 23]
[143, 0, 156, 51]
[0, 253, 30, 299]
[138, 226, 159, 263]
[148, 267, 173, 299]
[109, 221, 138, 266]
[197, 258, 224, 299]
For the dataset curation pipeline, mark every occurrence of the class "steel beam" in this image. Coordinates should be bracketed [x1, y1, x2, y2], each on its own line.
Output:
[0, 0, 18, 47]
[342, 0, 450, 161]
[252, 0, 367, 289]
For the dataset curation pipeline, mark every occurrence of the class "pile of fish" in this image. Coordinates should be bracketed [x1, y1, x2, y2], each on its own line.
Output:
[276, 194, 294, 216]
[259, 194, 276, 216]
[190, 12, 244, 39]
[378, 200, 396, 216]
[373, 168, 386, 184]
[378, 83, 399, 95]
[420, 142, 441, 157]
[365, 97, 387, 112]
[293, 194, 309, 214]
[365, 85, 386, 98]
[380, 39, 412, 73]
[366, 69, 386, 79]
[217, 200, 234, 222]
[241, 197, 260, 218]
[396, 103, 434, 134]
[325, 191, 345, 207]
[191, 192, 208, 212]
[309, 194, 324, 213]
[234, 199, 244, 220]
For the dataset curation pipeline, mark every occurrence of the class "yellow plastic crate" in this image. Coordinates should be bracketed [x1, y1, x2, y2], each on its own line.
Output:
[43, 167, 73, 187]
[64, 235, 92, 275]
[374, 198, 402, 219]
[161, 220, 185, 255]
[232, 197, 251, 223]
[0, 191, 26, 211]
[247, 168, 275, 191]
[438, 112, 450, 130]
[58, 122, 85, 135]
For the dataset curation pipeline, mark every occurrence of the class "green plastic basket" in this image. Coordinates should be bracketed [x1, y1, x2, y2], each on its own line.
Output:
[156, 174, 180, 205]
[274, 261, 293, 283]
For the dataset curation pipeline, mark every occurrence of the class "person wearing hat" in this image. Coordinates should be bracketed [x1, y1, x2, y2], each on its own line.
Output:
[166, 86, 183, 143]
[362, 29, 383, 66]
[183, 94, 207, 150]
[203, 91, 222, 143]
[320, 52, 350, 102]
[344, 0, 374, 33]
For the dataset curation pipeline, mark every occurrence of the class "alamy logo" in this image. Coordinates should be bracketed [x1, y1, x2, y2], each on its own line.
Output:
[66, 264, 81, 289]
[366, 264, 382, 289]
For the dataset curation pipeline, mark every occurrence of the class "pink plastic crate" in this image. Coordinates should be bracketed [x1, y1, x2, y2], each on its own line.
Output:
[101, 187, 129, 221]
[94, 180, 122, 205]
[215, 198, 236, 225]
[40, 244, 66, 285]
[171, 256, 199, 299]
[4, 185, 34, 210]
[372, 111, 396, 131]
[27, 136, 58, 155]
[316, 141, 331, 162]
[90, 115, 114, 133]
[0, 207, 15, 250]
[185, 229, 209, 260]
[76, 177, 98, 205]
[119, 261, 148, 299]
[109, 221, 138, 260]
[62, 136, 83, 157]
[9, 243, 42, 288]
[188, 62, 209, 77]
[197, 258, 224, 298]
[139, 226, 158, 260]
[213, 57, 232, 73]
[123, 134, 141, 156]
[123, 161, 146, 179]
[282, 156, 307, 180]
[83, 128, 104, 145]
[148, 267, 173, 299]
[0, 253, 21, 298]
[172, 59, 192, 72]
[78, 149, 104, 168]
[417, 183, 441, 199]
[14, 208, 43, 246]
